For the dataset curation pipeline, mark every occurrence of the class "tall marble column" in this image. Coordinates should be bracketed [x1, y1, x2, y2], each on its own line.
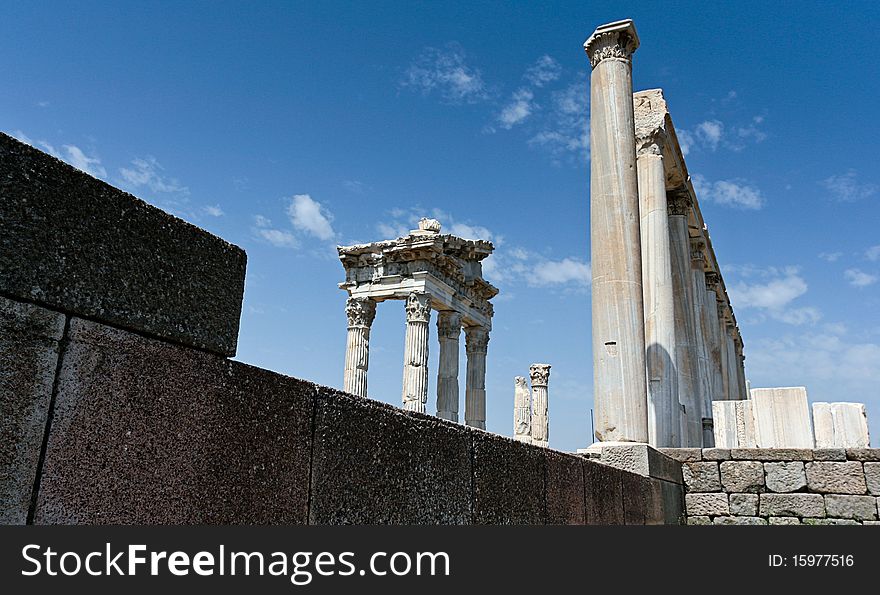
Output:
[513, 376, 532, 443]
[585, 19, 648, 444]
[724, 323, 740, 401]
[343, 296, 377, 397]
[637, 130, 679, 447]
[402, 292, 431, 413]
[436, 311, 462, 421]
[667, 187, 702, 446]
[734, 336, 747, 401]
[690, 240, 714, 446]
[464, 326, 489, 429]
[704, 274, 725, 407]
[529, 364, 551, 448]
[717, 301, 731, 401]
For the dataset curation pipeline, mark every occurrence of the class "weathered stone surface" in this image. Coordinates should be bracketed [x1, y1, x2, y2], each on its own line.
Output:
[682, 462, 720, 492]
[35, 319, 313, 524]
[803, 518, 859, 526]
[0, 132, 246, 356]
[620, 468, 649, 525]
[813, 448, 847, 461]
[769, 517, 801, 525]
[720, 461, 764, 493]
[595, 443, 682, 483]
[729, 493, 759, 516]
[805, 462, 867, 494]
[864, 520, 880, 526]
[759, 494, 825, 518]
[813, 402, 870, 448]
[545, 450, 585, 525]
[730, 448, 813, 461]
[686, 493, 729, 516]
[713, 515, 766, 525]
[0, 297, 65, 525]
[764, 461, 806, 493]
[865, 463, 880, 495]
[687, 515, 710, 525]
[310, 388, 472, 525]
[823, 495, 877, 521]
[713, 400, 756, 448]
[750, 387, 814, 448]
[584, 460, 625, 525]
[658, 448, 701, 463]
[846, 449, 880, 462]
[473, 433, 544, 524]
[702, 448, 731, 461]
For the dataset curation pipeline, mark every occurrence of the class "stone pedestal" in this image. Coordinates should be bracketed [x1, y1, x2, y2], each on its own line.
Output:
[529, 364, 551, 448]
[436, 311, 462, 422]
[343, 297, 377, 397]
[402, 292, 431, 413]
[513, 376, 532, 443]
[465, 326, 489, 429]
[585, 19, 648, 444]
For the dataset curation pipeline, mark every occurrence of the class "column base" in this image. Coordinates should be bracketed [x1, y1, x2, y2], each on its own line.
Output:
[436, 410, 458, 422]
[577, 441, 682, 483]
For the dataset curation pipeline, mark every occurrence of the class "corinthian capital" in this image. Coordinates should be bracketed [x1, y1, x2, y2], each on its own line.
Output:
[345, 296, 376, 328]
[465, 326, 490, 353]
[405, 292, 432, 323]
[666, 186, 692, 216]
[437, 311, 462, 339]
[584, 19, 640, 69]
[529, 363, 551, 387]
[636, 129, 665, 157]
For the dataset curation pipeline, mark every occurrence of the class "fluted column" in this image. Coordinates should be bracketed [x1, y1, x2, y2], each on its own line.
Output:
[343, 296, 377, 397]
[402, 292, 431, 413]
[436, 311, 462, 421]
[464, 326, 489, 429]
[734, 336, 747, 401]
[585, 19, 648, 444]
[724, 323, 739, 401]
[513, 376, 532, 443]
[691, 240, 713, 447]
[704, 274, 725, 406]
[717, 301, 731, 401]
[529, 364, 551, 447]
[637, 131, 679, 447]
[668, 187, 702, 446]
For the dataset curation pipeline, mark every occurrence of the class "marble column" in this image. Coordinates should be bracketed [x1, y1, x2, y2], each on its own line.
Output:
[529, 364, 551, 447]
[716, 301, 731, 401]
[585, 19, 648, 444]
[734, 336, 747, 401]
[464, 326, 489, 429]
[402, 292, 431, 413]
[704, 274, 725, 406]
[667, 187, 702, 446]
[343, 296, 377, 397]
[513, 376, 532, 443]
[724, 323, 740, 402]
[637, 131, 679, 447]
[436, 311, 462, 422]
[690, 240, 714, 447]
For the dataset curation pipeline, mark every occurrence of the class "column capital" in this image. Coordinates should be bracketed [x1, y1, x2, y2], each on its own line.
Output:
[635, 128, 665, 157]
[584, 19, 640, 69]
[437, 310, 462, 339]
[666, 186, 692, 216]
[690, 238, 707, 262]
[465, 325, 489, 353]
[705, 271, 722, 291]
[345, 296, 376, 328]
[529, 363, 551, 387]
[404, 291, 432, 323]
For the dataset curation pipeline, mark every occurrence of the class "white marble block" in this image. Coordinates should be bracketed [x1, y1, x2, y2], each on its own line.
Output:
[750, 387, 814, 448]
[813, 402, 871, 448]
[712, 400, 756, 448]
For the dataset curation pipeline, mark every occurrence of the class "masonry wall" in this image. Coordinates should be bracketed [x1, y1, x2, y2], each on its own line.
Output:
[663, 448, 880, 525]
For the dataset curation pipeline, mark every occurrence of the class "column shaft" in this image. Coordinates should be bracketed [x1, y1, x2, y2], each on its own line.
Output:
[513, 376, 532, 443]
[724, 325, 739, 401]
[529, 364, 551, 447]
[343, 297, 376, 397]
[691, 241, 713, 447]
[402, 292, 431, 413]
[465, 326, 489, 429]
[436, 311, 462, 421]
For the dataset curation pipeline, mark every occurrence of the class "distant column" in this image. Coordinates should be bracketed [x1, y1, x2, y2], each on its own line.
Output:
[343, 296, 377, 397]
[704, 274, 725, 405]
[716, 300, 731, 401]
[529, 364, 551, 447]
[585, 19, 648, 444]
[402, 292, 431, 413]
[690, 239, 714, 447]
[733, 335, 747, 401]
[464, 326, 489, 429]
[637, 130, 679, 447]
[436, 311, 462, 421]
[513, 376, 532, 443]
[724, 323, 740, 401]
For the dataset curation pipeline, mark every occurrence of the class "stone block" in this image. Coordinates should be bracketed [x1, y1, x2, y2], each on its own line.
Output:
[712, 400, 756, 448]
[687, 515, 710, 525]
[813, 402, 870, 448]
[805, 462, 867, 494]
[750, 387, 814, 448]
[685, 493, 729, 516]
[0, 132, 246, 356]
[702, 448, 731, 461]
[865, 463, 880, 495]
[846, 449, 880, 462]
[764, 461, 806, 493]
[730, 448, 813, 461]
[759, 493, 825, 518]
[34, 319, 314, 524]
[720, 461, 765, 493]
[645, 479, 679, 525]
[713, 515, 766, 525]
[0, 297, 65, 525]
[545, 450, 585, 525]
[310, 389, 472, 525]
[803, 518, 859, 526]
[473, 433, 545, 525]
[813, 448, 847, 461]
[682, 462, 720, 492]
[593, 443, 683, 483]
[823, 495, 877, 521]
[620, 469, 650, 525]
[729, 493, 759, 516]
[583, 460, 625, 525]
[864, 521, 880, 526]
[769, 517, 801, 525]
[658, 448, 701, 463]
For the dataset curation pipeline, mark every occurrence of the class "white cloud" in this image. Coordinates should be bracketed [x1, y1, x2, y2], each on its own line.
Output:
[821, 170, 877, 202]
[10, 130, 34, 145]
[60, 145, 107, 178]
[119, 157, 187, 194]
[342, 180, 367, 194]
[528, 257, 590, 287]
[402, 44, 487, 103]
[528, 80, 589, 160]
[844, 268, 878, 288]
[37, 100, 50, 108]
[728, 266, 819, 325]
[819, 251, 842, 262]
[497, 88, 535, 129]
[203, 205, 224, 217]
[676, 129, 694, 156]
[692, 174, 764, 210]
[866, 245, 880, 261]
[287, 194, 336, 241]
[253, 215, 298, 249]
[696, 120, 723, 150]
[524, 55, 561, 87]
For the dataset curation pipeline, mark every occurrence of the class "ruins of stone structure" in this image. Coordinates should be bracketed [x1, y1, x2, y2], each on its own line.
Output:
[513, 376, 532, 443]
[530, 364, 551, 448]
[337, 218, 498, 428]
[813, 402, 871, 449]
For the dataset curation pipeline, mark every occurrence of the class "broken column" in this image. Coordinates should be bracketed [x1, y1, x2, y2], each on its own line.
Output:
[751, 386, 814, 448]
[813, 402, 871, 448]
[530, 364, 551, 447]
[436, 311, 462, 421]
[402, 292, 431, 413]
[343, 296, 377, 397]
[513, 376, 532, 443]
[585, 19, 648, 444]
[464, 325, 489, 429]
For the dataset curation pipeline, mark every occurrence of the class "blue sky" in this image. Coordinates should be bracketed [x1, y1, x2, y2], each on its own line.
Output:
[3, 1, 878, 449]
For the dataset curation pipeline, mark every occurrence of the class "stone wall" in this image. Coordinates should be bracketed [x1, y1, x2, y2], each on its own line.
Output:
[663, 448, 880, 525]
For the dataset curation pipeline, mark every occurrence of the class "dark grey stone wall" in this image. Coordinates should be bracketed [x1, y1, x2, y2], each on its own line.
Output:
[0, 132, 246, 356]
